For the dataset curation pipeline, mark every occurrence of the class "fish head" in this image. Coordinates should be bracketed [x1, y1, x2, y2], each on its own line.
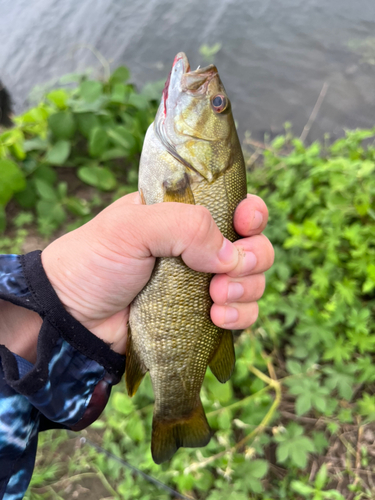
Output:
[154, 52, 237, 183]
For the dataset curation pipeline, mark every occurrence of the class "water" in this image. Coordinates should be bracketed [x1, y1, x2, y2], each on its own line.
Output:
[1, 0, 375, 141]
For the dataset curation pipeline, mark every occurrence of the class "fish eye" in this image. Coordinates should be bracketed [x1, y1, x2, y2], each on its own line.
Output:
[211, 94, 227, 113]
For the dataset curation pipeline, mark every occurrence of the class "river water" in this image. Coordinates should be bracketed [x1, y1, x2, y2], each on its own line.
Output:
[1, 0, 375, 141]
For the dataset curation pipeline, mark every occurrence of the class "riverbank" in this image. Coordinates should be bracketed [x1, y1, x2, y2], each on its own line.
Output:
[2, 69, 375, 499]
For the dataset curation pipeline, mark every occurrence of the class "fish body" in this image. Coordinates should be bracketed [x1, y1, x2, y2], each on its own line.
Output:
[127, 53, 247, 464]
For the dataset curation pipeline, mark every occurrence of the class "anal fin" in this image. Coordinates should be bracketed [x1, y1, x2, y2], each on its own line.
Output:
[151, 399, 211, 464]
[125, 328, 147, 397]
[209, 329, 235, 383]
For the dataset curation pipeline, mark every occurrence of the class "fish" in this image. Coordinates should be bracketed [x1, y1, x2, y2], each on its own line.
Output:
[127, 52, 247, 464]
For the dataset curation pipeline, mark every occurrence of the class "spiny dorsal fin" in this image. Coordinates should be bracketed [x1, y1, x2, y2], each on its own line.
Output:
[209, 329, 235, 383]
[151, 399, 211, 464]
[125, 328, 147, 397]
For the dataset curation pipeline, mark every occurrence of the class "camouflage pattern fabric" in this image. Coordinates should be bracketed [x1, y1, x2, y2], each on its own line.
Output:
[0, 255, 123, 499]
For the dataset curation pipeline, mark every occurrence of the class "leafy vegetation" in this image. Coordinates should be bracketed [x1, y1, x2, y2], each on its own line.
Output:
[1, 69, 375, 499]
[0, 66, 161, 235]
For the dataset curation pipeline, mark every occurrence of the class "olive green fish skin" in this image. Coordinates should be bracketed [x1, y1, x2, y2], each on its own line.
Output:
[128, 52, 247, 462]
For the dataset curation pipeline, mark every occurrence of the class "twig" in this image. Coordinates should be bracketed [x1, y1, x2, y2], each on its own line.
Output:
[280, 411, 322, 425]
[356, 425, 363, 470]
[309, 460, 318, 482]
[299, 82, 330, 143]
[207, 385, 271, 417]
[70, 44, 111, 81]
[81, 437, 194, 500]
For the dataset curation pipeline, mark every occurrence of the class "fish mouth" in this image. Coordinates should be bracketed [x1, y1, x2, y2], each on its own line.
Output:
[169, 52, 218, 94]
[155, 53, 218, 177]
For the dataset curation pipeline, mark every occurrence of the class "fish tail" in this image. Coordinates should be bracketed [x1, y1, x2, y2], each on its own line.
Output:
[151, 400, 212, 464]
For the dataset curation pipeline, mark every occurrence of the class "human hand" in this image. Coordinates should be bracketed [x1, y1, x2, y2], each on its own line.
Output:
[41, 192, 274, 355]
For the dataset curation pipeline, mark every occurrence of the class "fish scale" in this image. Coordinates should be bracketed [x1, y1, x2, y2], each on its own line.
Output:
[127, 52, 247, 463]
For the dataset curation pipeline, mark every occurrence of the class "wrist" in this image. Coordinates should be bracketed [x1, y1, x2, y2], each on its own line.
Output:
[41, 246, 128, 355]
[0, 299, 42, 363]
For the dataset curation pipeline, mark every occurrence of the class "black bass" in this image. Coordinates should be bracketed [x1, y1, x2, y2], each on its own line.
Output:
[127, 52, 247, 464]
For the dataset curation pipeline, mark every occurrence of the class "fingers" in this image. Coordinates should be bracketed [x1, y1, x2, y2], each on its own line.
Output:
[118, 191, 142, 205]
[210, 273, 266, 305]
[233, 194, 269, 237]
[211, 301, 259, 330]
[210, 273, 265, 329]
[123, 203, 240, 274]
[224, 234, 274, 278]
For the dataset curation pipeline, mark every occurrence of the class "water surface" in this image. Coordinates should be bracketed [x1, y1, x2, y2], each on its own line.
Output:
[1, 0, 375, 141]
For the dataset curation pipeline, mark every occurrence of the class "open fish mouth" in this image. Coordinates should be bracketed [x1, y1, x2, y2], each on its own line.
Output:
[155, 53, 218, 176]
[167, 52, 218, 96]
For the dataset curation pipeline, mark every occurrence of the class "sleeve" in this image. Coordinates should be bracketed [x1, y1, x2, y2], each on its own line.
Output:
[0, 252, 126, 500]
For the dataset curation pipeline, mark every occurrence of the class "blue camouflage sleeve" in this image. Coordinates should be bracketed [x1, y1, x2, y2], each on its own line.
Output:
[0, 254, 126, 500]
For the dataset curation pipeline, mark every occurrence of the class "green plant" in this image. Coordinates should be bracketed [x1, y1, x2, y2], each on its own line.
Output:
[0, 66, 159, 235]
[291, 465, 345, 499]
[199, 43, 222, 63]
[15, 87, 375, 498]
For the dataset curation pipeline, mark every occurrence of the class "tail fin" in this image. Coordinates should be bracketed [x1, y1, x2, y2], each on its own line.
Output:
[151, 400, 211, 464]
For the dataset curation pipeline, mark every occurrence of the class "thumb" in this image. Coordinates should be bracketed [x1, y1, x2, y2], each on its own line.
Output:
[126, 202, 240, 274]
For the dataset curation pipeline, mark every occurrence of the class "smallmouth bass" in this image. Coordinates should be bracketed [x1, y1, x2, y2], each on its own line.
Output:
[127, 52, 247, 464]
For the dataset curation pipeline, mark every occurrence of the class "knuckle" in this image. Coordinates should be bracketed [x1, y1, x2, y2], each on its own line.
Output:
[189, 206, 214, 244]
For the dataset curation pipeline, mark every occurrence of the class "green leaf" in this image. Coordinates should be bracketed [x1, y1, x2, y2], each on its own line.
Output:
[23, 137, 48, 152]
[314, 463, 328, 490]
[274, 423, 315, 468]
[291, 480, 315, 495]
[111, 392, 134, 415]
[100, 147, 127, 161]
[14, 182, 37, 209]
[0, 159, 26, 205]
[206, 376, 233, 404]
[34, 179, 58, 201]
[46, 89, 69, 109]
[77, 165, 117, 191]
[79, 80, 103, 102]
[76, 113, 100, 138]
[110, 66, 130, 83]
[89, 127, 109, 157]
[107, 125, 136, 150]
[48, 111, 76, 140]
[127, 93, 149, 110]
[45, 140, 71, 165]
[37, 200, 66, 225]
[125, 414, 145, 441]
[65, 197, 91, 217]
[110, 83, 128, 103]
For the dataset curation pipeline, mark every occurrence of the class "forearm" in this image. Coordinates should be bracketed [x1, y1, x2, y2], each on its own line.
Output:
[0, 300, 41, 363]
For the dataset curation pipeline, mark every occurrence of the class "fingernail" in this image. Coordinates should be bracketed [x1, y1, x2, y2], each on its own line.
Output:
[251, 210, 263, 230]
[227, 282, 244, 302]
[218, 238, 236, 264]
[243, 251, 257, 274]
[224, 306, 239, 325]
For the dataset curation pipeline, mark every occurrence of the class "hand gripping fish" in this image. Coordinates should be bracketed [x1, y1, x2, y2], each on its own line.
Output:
[127, 52, 247, 464]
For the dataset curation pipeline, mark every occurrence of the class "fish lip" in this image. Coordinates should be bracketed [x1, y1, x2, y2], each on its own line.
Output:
[167, 52, 218, 95]
[154, 52, 218, 177]
[172, 52, 190, 73]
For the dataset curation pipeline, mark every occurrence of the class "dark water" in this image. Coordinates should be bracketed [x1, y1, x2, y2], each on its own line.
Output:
[1, 0, 375, 141]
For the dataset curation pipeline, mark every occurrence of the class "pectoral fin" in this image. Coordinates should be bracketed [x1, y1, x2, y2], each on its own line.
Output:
[125, 329, 147, 397]
[163, 172, 195, 204]
[209, 329, 235, 383]
[152, 400, 211, 464]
